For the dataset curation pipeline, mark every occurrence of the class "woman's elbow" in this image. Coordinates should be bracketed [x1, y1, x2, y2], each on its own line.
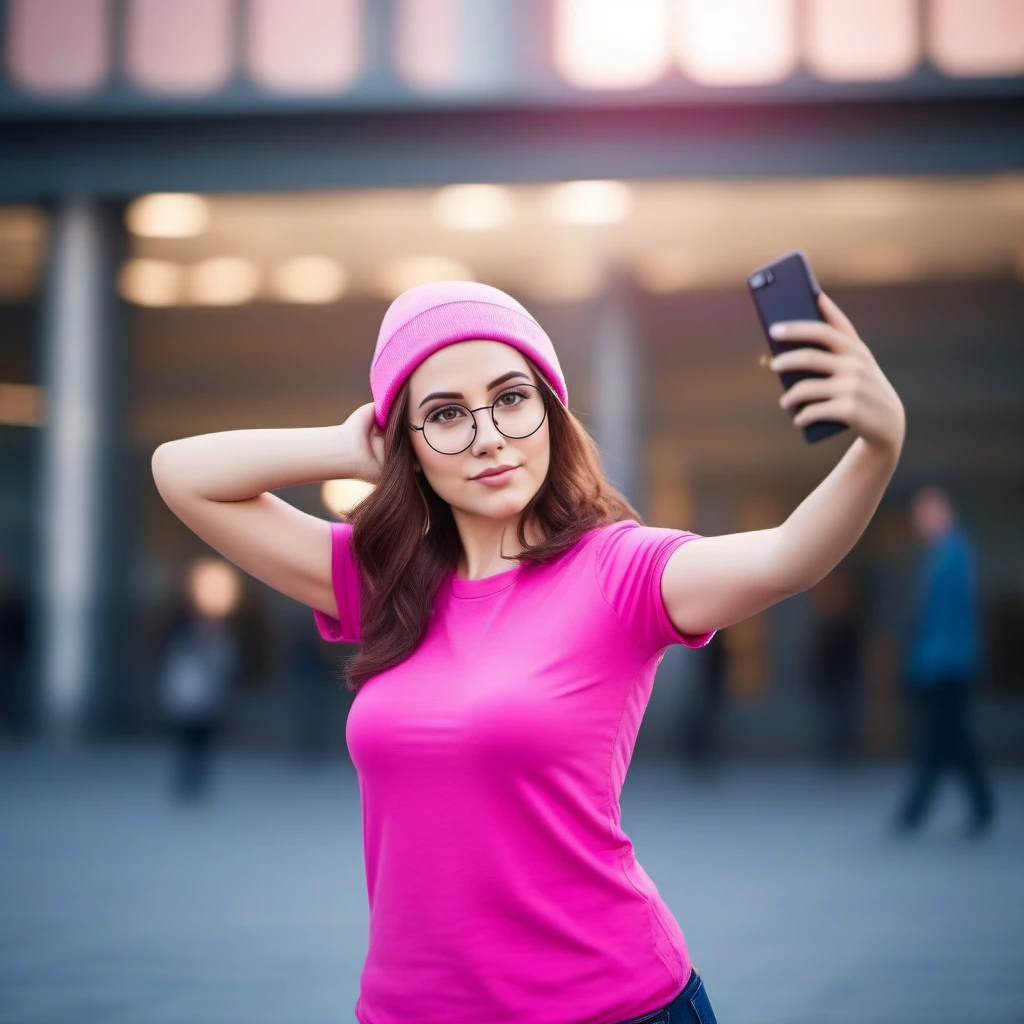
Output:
[151, 439, 191, 501]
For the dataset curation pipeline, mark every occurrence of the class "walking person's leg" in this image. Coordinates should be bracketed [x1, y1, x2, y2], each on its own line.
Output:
[895, 687, 946, 831]
[178, 720, 206, 799]
[169, 720, 195, 799]
[191, 715, 223, 798]
[947, 682, 996, 833]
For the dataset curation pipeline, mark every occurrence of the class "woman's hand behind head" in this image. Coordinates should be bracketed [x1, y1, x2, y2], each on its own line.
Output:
[340, 403, 385, 485]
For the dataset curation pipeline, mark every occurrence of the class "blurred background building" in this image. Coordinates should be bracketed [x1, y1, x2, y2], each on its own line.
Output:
[1, 0, 1022, 760]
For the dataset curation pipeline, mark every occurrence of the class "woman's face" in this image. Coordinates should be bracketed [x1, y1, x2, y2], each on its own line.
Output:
[406, 340, 551, 523]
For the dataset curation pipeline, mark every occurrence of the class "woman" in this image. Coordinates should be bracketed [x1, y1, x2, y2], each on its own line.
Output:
[152, 280, 905, 1024]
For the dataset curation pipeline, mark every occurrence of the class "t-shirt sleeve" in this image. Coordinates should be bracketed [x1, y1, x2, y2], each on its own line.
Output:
[311, 521, 362, 644]
[594, 520, 716, 654]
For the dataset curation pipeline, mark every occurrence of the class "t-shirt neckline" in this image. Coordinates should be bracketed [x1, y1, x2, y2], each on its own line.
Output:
[447, 525, 608, 599]
[449, 563, 523, 598]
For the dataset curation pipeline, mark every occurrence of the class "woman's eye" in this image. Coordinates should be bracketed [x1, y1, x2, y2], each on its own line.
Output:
[497, 389, 525, 406]
[426, 405, 462, 424]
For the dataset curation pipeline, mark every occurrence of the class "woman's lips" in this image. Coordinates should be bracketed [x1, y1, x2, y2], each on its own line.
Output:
[473, 466, 518, 487]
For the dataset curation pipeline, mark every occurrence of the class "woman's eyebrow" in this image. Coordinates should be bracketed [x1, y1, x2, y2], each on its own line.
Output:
[418, 370, 530, 409]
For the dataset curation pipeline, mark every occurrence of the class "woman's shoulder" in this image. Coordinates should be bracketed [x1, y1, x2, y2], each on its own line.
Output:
[589, 516, 645, 550]
[590, 517, 705, 574]
[552, 518, 647, 576]
[550, 518, 636, 559]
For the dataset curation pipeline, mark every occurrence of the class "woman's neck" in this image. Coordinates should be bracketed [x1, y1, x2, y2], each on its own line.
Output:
[453, 514, 543, 580]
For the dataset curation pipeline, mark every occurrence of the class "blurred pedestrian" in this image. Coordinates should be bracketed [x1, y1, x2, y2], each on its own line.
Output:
[157, 557, 242, 802]
[806, 565, 864, 766]
[893, 486, 995, 836]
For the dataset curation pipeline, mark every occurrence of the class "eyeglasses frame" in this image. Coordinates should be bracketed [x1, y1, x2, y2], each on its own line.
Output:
[407, 380, 550, 455]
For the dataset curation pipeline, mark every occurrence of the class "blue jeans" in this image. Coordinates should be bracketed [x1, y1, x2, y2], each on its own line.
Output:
[613, 967, 719, 1024]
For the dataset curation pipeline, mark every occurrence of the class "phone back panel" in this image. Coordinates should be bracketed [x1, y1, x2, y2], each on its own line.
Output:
[748, 250, 822, 349]
[748, 250, 846, 443]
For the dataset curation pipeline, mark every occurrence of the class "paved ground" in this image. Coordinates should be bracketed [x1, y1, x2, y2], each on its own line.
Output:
[1, 743, 1021, 1024]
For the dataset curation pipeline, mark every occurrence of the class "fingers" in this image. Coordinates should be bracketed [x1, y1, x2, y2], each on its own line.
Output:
[779, 376, 837, 410]
[768, 319, 853, 354]
[769, 346, 841, 376]
[817, 291, 859, 339]
[792, 397, 850, 429]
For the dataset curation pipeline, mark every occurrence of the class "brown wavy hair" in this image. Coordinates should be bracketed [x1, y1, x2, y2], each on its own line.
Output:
[343, 357, 640, 693]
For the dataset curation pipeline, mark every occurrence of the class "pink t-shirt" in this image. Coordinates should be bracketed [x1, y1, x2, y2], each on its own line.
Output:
[313, 519, 715, 1024]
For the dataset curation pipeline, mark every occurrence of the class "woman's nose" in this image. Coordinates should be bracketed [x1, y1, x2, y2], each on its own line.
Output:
[470, 409, 504, 451]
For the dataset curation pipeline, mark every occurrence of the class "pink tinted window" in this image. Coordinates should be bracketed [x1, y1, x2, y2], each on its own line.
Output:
[247, 0, 362, 93]
[125, 0, 234, 94]
[674, 0, 797, 86]
[395, 0, 459, 88]
[806, 0, 918, 81]
[6, 0, 110, 95]
[554, 0, 672, 90]
[929, 0, 1024, 76]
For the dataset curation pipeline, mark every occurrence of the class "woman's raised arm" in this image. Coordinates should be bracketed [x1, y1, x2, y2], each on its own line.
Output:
[659, 291, 905, 636]
[151, 403, 382, 618]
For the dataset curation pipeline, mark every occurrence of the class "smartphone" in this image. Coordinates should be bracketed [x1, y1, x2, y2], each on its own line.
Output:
[748, 250, 847, 444]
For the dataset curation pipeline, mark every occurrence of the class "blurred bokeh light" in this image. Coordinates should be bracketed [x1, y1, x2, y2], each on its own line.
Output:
[540, 180, 633, 226]
[125, 194, 209, 239]
[187, 257, 261, 306]
[269, 256, 349, 305]
[117, 258, 184, 307]
[431, 184, 515, 232]
[376, 255, 474, 299]
[322, 478, 375, 516]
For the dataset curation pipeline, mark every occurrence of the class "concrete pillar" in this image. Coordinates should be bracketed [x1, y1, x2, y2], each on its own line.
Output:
[592, 269, 643, 511]
[37, 197, 124, 741]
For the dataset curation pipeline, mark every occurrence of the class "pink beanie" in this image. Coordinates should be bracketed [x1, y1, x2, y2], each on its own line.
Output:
[370, 280, 568, 430]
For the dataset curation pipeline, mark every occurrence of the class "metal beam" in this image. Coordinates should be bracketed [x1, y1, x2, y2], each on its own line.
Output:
[2, 99, 1023, 201]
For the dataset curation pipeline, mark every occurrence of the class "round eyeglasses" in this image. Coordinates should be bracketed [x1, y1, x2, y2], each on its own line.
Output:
[408, 383, 548, 455]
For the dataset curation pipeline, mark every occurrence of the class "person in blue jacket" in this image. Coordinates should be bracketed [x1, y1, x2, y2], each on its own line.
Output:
[894, 486, 996, 836]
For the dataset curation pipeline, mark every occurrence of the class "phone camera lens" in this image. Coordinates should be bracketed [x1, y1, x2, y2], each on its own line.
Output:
[750, 272, 766, 289]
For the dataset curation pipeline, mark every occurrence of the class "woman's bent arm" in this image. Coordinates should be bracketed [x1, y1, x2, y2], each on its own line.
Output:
[151, 424, 357, 619]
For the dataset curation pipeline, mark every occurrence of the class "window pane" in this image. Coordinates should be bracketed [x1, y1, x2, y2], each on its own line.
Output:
[554, 0, 671, 90]
[675, 0, 796, 86]
[806, 0, 919, 82]
[395, 0, 511, 91]
[395, 0, 459, 89]
[125, 0, 234, 95]
[6, 0, 110, 95]
[929, 0, 1024, 77]
[247, 0, 361, 93]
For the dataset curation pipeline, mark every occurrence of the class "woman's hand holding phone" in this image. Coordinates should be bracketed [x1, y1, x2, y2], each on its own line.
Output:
[767, 291, 906, 453]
